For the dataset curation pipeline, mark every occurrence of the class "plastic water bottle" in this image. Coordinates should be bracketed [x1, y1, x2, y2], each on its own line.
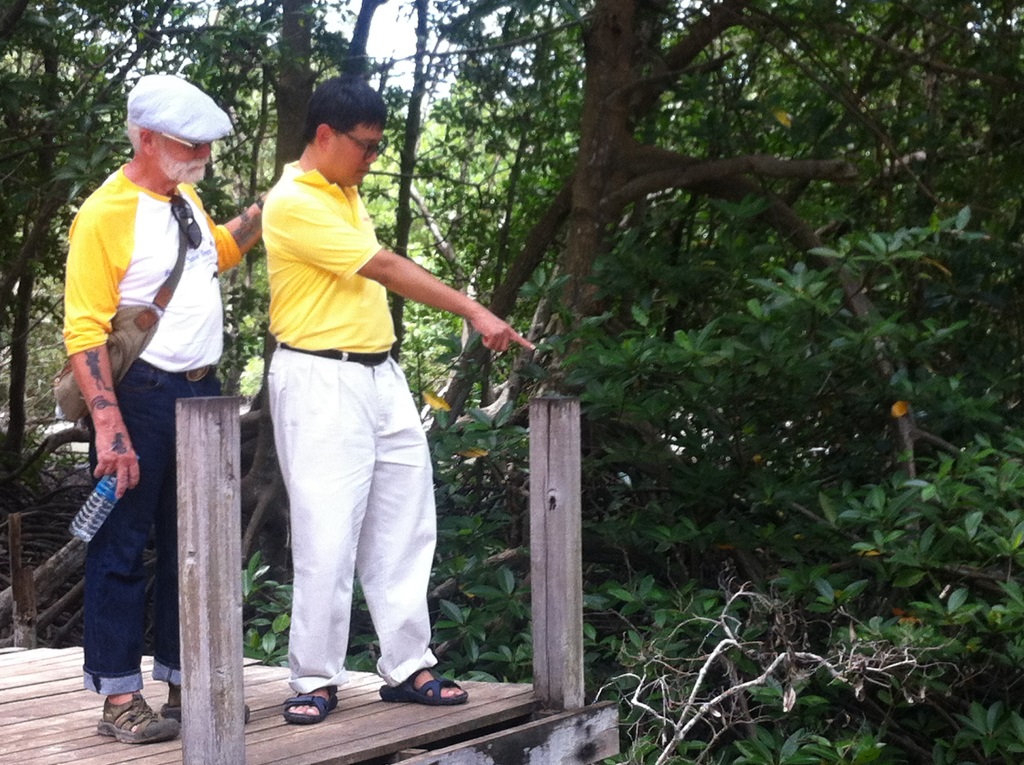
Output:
[69, 475, 118, 542]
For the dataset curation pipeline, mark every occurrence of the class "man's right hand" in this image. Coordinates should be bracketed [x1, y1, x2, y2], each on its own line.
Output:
[93, 421, 140, 497]
[69, 346, 141, 497]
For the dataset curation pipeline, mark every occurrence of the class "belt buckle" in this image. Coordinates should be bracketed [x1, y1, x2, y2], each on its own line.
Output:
[185, 366, 210, 382]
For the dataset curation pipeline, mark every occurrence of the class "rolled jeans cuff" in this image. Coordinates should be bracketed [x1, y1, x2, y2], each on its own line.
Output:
[152, 659, 181, 687]
[83, 667, 143, 696]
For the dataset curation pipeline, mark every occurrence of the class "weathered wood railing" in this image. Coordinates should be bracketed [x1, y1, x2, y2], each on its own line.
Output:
[176, 397, 247, 763]
[173, 395, 596, 763]
[529, 396, 584, 711]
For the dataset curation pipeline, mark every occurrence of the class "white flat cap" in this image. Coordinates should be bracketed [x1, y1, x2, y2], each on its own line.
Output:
[127, 74, 233, 143]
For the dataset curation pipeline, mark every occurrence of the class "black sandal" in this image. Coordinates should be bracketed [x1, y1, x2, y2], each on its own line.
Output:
[282, 685, 338, 724]
[379, 670, 468, 706]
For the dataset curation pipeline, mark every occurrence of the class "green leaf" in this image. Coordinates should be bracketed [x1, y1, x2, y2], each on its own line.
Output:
[814, 578, 835, 603]
[955, 206, 972, 230]
[439, 599, 465, 625]
[893, 569, 926, 587]
[965, 510, 984, 540]
[606, 585, 635, 603]
[261, 632, 277, 655]
[947, 587, 969, 612]
[1010, 521, 1024, 551]
[631, 304, 650, 327]
[498, 566, 516, 595]
[819, 492, 837, 524]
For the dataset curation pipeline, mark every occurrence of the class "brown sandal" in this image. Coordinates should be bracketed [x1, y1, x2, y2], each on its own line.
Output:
[97, 693, 180, 744]
[161, 682, 251, 723]
[162, 701, 251, 723]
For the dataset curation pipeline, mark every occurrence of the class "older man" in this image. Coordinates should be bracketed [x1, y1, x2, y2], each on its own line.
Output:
[63, 74, 263, 744]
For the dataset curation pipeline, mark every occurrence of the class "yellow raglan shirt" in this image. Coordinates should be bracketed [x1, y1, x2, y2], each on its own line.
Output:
[63, 168, 241, 371]
[263, 163, 396, 354]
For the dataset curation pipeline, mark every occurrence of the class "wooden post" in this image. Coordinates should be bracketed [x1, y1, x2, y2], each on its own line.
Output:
[176, 397, 245, 764]
[8, 513, 37, 648]
[529, 396, 584, 710]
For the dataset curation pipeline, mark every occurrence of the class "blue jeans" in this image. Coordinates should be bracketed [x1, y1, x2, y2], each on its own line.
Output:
[82, 359, 220, 695]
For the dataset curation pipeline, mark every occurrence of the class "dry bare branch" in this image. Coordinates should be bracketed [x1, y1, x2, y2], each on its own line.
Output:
[597, 581, 943, 764]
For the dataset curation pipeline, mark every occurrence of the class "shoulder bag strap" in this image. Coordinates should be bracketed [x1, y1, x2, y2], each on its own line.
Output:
[133, 217, 190, 331]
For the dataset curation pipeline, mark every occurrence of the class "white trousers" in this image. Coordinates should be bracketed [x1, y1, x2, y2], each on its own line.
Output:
[269, 348, 438, 693]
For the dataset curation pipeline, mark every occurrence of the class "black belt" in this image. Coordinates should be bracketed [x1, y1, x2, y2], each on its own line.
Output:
[280, 343, 391, 366]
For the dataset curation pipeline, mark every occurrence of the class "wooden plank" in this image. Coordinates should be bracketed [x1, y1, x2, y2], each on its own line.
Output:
[0, 674, 90, 707]
[0, 645, 72, 664]
[176, 396, 247, 764]
[0, 649, 84, 690]
[249, 682, 537, 765]
[397, 703, 619, 765]
[528, 397, 584, 711]
[16, 688, 534, 765]
[0, 653, 269, 702]
[1, 649, 546, 765]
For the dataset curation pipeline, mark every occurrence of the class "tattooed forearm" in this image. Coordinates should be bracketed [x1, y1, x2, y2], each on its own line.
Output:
[85, 348, 102, 380]
[84, 348, 113, 391]
[111, 432, 129, 454]
[227, 203, 263, 252]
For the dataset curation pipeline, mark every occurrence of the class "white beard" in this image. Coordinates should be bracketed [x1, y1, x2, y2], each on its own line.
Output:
[160, 154, 208, 185]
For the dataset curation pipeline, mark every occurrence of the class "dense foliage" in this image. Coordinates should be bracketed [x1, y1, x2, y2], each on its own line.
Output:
[4, 1, 1024, 763]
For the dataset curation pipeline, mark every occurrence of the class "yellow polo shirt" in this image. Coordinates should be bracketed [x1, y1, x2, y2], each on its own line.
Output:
[263, 163, 395, 353]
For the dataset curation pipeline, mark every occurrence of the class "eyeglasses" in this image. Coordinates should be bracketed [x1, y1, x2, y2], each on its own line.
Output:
[159, 132, 207, 151]
[170, 194, 202, 248]
[340, 131, 387, 160]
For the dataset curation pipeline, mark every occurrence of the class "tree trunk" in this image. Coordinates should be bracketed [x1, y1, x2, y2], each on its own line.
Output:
[389, 0, 429, 359]
[2, 269, 33, 460]
[346, 0, 389, 77]
[563, 0, 636, 317]
[0, 0, 30, 43]
[274, 0, 314, 172]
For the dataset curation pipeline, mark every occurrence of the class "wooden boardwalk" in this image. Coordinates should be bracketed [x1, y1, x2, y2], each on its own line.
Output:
[2, 401, 620, 763]
[0, 646, 552, 764]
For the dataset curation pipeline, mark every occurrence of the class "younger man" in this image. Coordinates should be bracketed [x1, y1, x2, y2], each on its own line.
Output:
[263, 75, 532, 724]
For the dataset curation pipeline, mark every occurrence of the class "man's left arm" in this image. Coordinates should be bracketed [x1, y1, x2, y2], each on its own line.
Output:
[358, 248, 534, 353]
[221, 198, 264, 254]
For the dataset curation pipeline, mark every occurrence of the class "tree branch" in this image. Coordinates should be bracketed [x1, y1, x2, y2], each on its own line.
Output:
[629, 0, 755, 120]
[0, 0, 29, 43]
[605, 150, 856, 211]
